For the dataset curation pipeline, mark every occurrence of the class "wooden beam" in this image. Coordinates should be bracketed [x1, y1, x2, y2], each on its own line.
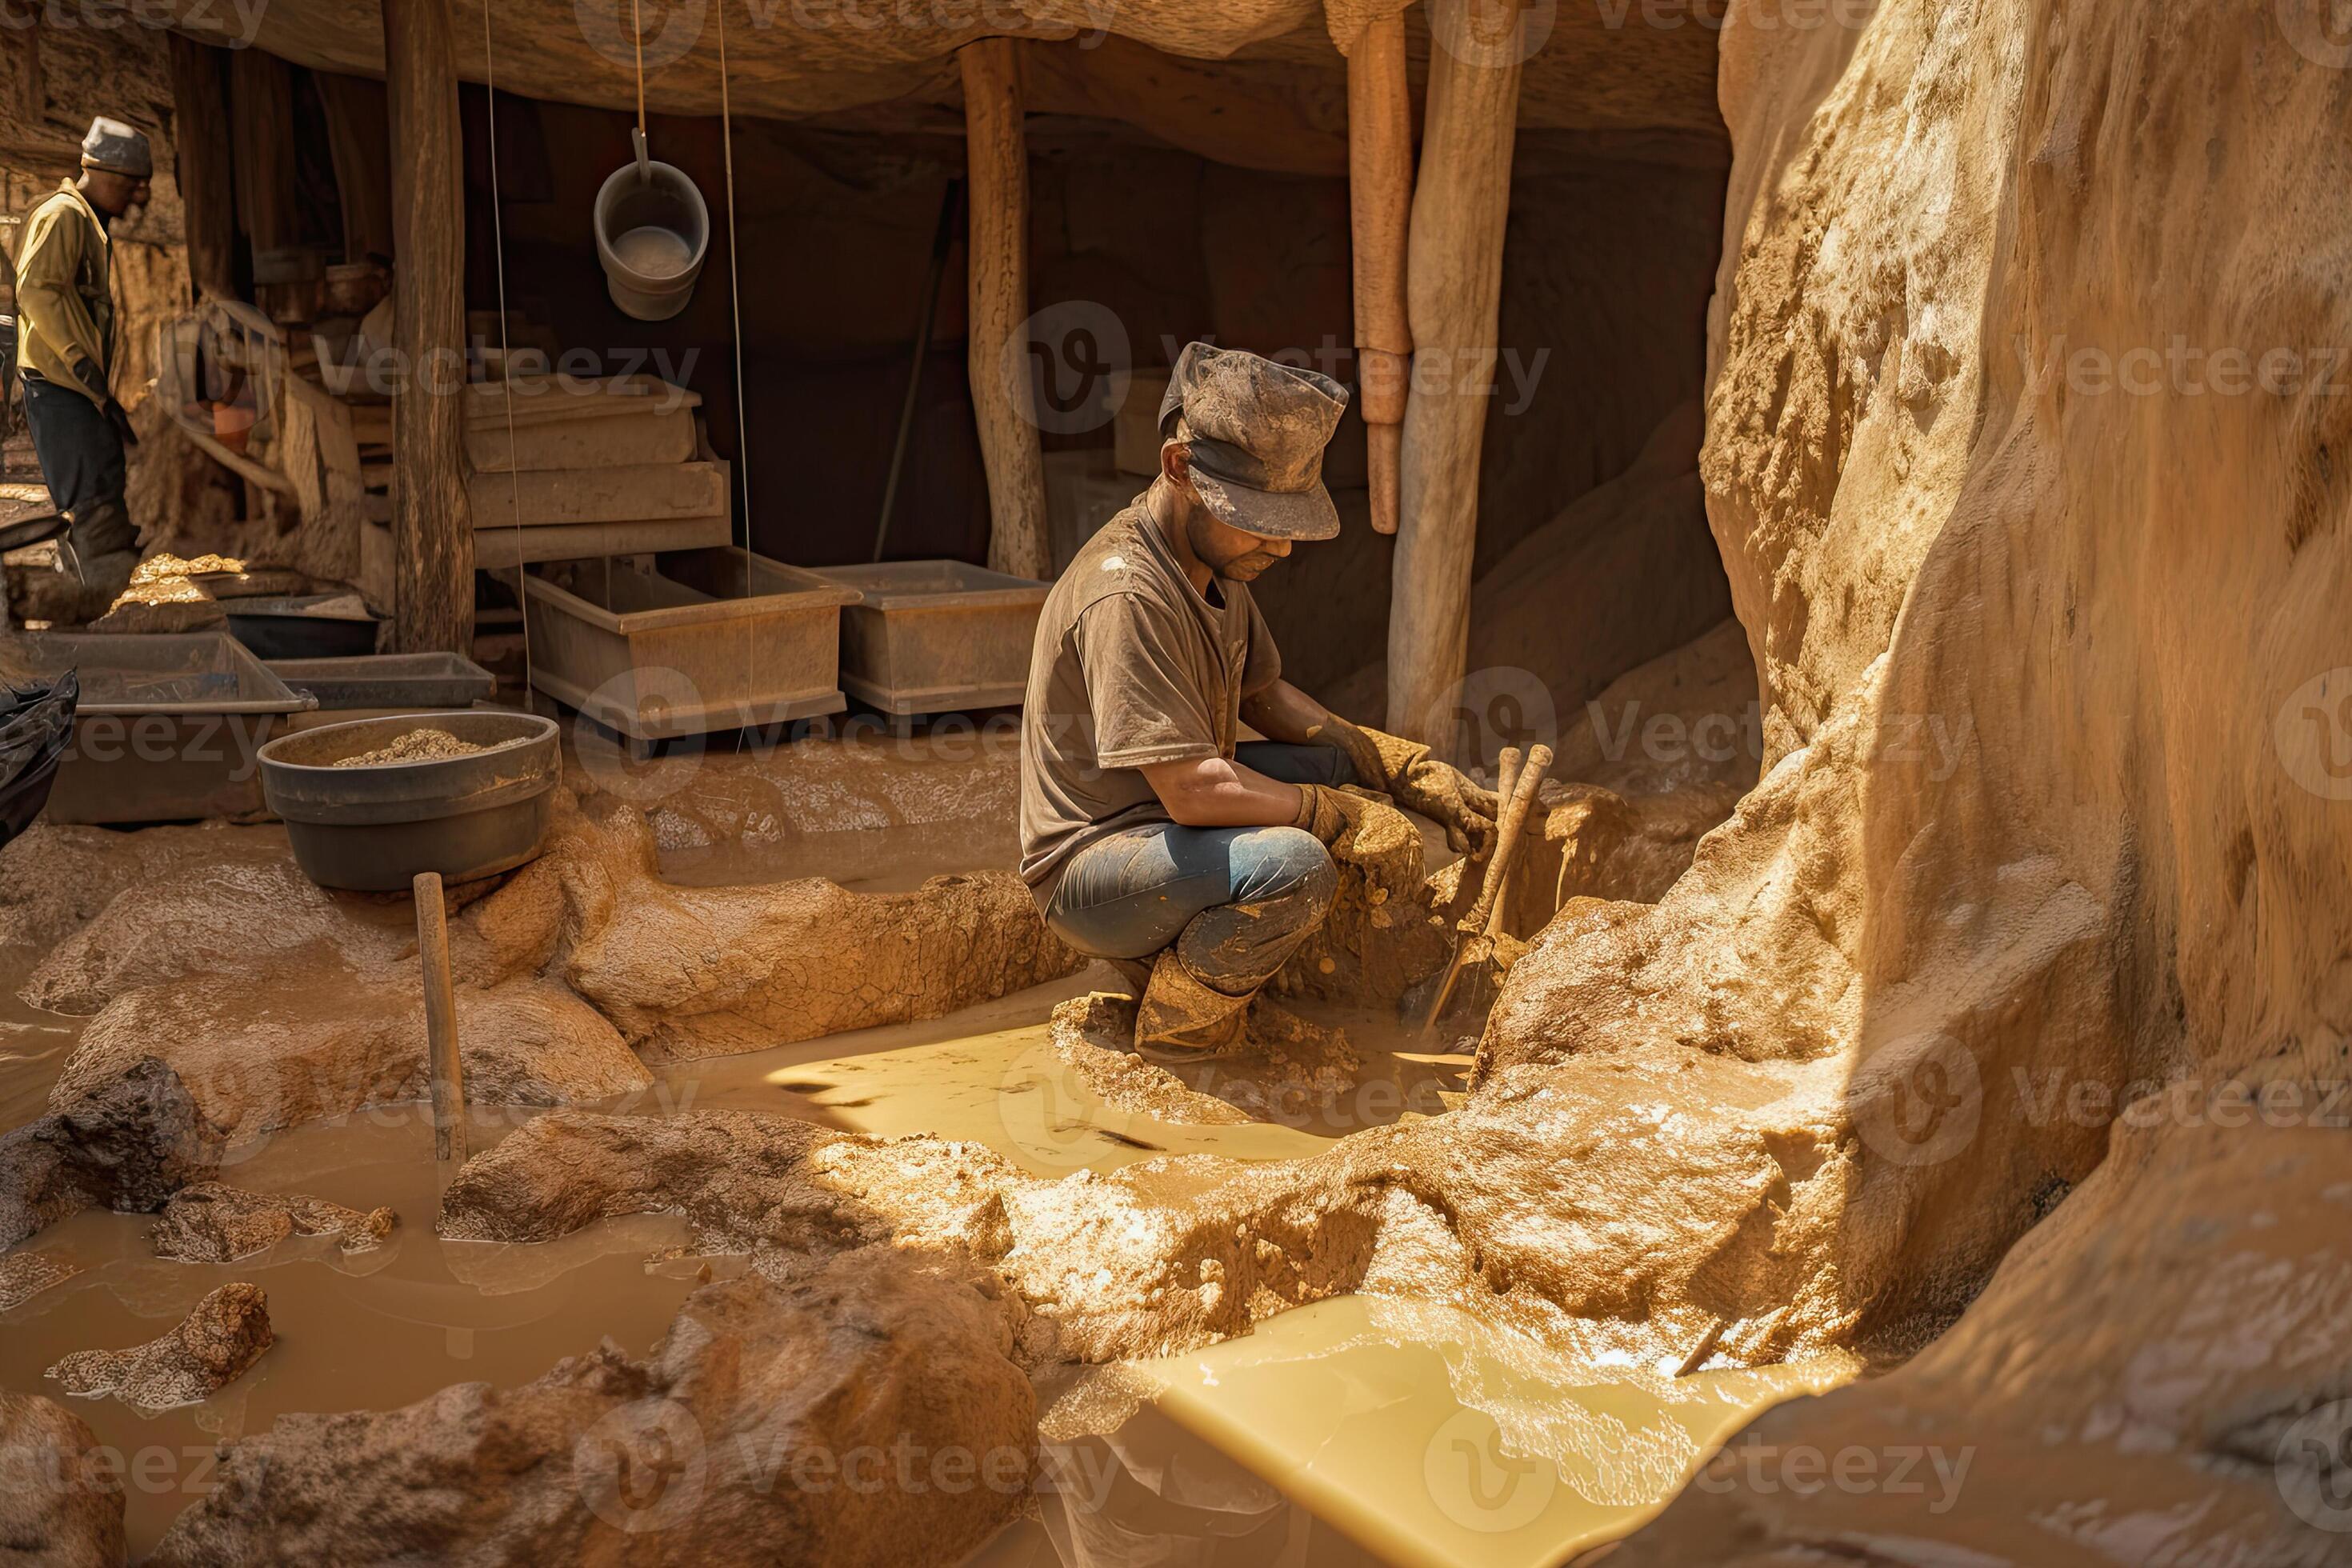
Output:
[1385, 0, 1528, 756]
[383, 0, 475, 654]
[960, 38, 1050, 582]
[167, 35, 238, 302]
[227, 46, 298, 264]
[1346, 12, 1414, 537]
[316, 70, 396, 266]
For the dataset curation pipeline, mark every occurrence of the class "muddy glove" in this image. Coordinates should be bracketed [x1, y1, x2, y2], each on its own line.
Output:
[1292, 784, 1424, 902]
[1310, 715, 1499, 858]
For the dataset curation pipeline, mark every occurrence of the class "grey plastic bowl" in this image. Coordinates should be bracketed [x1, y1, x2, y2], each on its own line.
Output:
[592, 158, 709, 322]
[258, 711, 559, 891]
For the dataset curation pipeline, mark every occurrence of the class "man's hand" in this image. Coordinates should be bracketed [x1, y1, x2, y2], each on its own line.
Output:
[1292, 783, 1423, 901]
[1314, 716, 1500, 857]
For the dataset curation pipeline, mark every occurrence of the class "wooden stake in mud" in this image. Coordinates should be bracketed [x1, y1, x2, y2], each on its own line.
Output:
[413, 871, 466, 1162]
[1422, 742, 1551, 1033]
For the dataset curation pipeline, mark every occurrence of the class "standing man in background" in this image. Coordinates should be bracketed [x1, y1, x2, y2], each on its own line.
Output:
[12, 117, 153, 607]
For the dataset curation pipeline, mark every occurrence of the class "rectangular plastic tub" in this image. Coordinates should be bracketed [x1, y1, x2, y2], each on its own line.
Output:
[810, 560, 1048, 716]
[518, 554, 859, 741]
[0, 631, 312, 823]
[266, 652, 497, 710]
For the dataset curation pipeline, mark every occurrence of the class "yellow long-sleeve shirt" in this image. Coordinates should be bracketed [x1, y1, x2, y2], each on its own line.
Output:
[13, 181, 114, 406]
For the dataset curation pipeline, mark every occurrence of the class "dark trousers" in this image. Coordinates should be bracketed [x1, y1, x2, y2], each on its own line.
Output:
[20, 374, 134, 556]
[1044, 742, 1358, 992]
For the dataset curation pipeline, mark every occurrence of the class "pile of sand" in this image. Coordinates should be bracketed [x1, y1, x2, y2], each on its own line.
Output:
[330, 729, 486, 768]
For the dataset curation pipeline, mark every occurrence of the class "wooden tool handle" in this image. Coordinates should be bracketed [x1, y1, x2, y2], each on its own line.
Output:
[1462, 744, 1551, 935]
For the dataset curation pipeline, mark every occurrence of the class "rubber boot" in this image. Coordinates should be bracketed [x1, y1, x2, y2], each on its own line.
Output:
[1133, 950, 1253, 1054]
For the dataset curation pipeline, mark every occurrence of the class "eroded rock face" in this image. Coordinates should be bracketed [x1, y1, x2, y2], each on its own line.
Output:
[0, 1249, 83, 1310]
[46, 1282, 273, 1411]
[149, 1254, 1034, 1568]
[468, 794, 1086, 1059]
[150, 1183, 397, 1263]
[0, 1391, 126, 1568]
[0, 1058, 222, 1251]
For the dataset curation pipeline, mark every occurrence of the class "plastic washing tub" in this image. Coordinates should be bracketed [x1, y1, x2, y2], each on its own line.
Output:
[258, 711, 560, 891]
[0, 631, 313, 823]
[810, 560, 1048, 716]
[520, 554, 859, 742]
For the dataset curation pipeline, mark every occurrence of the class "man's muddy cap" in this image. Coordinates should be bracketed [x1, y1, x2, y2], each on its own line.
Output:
[81, 118, 154, 181]
[1157, 342, 1350, 542]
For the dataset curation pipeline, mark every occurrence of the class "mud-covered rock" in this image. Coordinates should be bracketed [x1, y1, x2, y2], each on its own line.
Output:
[0, 1249, 84, 1310]
[149, 1255, 1033, 1567]
[46, 1282, 273, 1411]
[150, 1183, 397, 1263]
[0, 1390, 126, 1567]
[0, 1057, 222, 1250]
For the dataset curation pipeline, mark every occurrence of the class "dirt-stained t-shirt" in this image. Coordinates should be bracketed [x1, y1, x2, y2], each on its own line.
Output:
[1018, 502, 1282, 906]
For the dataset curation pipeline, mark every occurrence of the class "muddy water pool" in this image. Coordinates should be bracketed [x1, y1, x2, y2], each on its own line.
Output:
[3, 970, 1842, 1562]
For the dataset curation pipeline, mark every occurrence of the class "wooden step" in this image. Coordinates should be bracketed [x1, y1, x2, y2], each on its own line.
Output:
[465, 460, 727, 526]
[471, 513, 731, 567]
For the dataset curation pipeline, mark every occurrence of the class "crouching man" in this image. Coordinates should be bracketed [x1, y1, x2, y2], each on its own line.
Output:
[1018, 342, 1498, 1052]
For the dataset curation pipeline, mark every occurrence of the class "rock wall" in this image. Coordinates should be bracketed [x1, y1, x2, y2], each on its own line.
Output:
[1486, 0, 2352, 1554]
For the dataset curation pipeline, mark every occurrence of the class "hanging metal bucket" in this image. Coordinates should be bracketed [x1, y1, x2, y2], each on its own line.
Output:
[592, 134, 710, 322]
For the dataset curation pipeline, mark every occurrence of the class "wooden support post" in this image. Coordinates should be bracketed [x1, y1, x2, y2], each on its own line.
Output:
[960, 38, 1050, 582]
[413, 872, 466, 1163]
[226, 46, 298, 267]
[167, 35, 238, 302]
[317, 71, 396, 266]
[1385, 0, 1528, 755]
[1346, 12, 1414, 537]
[382, 0, 476, 655]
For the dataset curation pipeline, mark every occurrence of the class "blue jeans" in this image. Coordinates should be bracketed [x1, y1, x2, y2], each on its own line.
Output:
[1045, 743, 1357, 993]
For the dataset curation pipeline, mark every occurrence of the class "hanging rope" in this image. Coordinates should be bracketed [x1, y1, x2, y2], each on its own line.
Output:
[715, 0, 759, 739]
[630, 0, 650, 152]
[478, 0, 540, 745]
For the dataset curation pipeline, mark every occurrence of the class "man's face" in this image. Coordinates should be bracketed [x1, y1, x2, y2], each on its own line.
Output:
[83, 170, 150, 219]
[1184, 507, 1292, 583]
